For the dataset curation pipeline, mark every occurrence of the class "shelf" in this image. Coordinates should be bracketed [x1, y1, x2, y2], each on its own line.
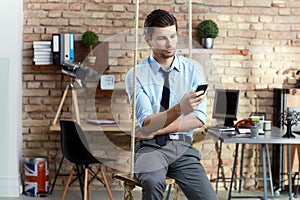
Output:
[95, 88, 126, 96]
[177, 48, 249, 56]
[31, 41, 109, 71]
[31, 65, 60, 71]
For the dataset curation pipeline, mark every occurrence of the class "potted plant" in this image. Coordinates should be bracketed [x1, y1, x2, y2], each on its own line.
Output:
[82, 30, 99, 65]
[197, 20, 219, 49]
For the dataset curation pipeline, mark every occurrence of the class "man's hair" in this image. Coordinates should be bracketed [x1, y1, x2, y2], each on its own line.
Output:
[144, 9, 178, 38]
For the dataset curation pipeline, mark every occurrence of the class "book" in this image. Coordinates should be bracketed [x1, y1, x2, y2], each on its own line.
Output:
[33, 57, 53, 62]
[59, 33, 65, 65]
[33, 41, 51, 45]
[33, 61, 53, 65]
[33, 54, 53, 59]
[34, 48, 52, 52]
[64, 33, 70, 62]
[69, 33, 75, 62]
[33, 51, 53, 55]
[52, 34, 61, 65]
[86, 119, 119, 126]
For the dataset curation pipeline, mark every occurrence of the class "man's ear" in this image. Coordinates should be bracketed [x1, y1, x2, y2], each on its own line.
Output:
[144, 35, 151, 47]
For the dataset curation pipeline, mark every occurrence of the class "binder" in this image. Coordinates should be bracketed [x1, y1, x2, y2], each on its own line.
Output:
[64, 33, 70, 62]
[69, 33, 75, 62]
[59, 33, 65, 65]
[52, 34, 61, 66]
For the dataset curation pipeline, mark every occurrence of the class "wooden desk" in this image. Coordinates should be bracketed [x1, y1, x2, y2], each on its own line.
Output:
[208, 127, 300, 200]
[50, 123, 131, 132]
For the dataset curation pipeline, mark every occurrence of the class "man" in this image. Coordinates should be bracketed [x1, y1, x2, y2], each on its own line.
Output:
[125, 9, 217, 200]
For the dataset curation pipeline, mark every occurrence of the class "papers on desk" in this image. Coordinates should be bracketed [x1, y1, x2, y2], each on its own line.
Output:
[229, 133, 251, 138]
[238, 128, 264, 134]
[208, 126, 235, 132]
[86, 119, 118, 126]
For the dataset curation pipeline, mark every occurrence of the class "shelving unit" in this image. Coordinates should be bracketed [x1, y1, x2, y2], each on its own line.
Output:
[177, 48, 249, 56]
[31, 41, 109, 71]
[31, 46, 248, 71]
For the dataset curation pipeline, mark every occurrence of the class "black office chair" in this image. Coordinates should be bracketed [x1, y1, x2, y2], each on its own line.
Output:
[59, 120, 114, 200]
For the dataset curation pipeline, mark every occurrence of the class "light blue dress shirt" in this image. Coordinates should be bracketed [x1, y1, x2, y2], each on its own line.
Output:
[125, 54, 207, 138]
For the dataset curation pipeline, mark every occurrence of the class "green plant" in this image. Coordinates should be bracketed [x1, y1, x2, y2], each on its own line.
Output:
[82, 30, 99, 56]
[197, 20, 219, 39]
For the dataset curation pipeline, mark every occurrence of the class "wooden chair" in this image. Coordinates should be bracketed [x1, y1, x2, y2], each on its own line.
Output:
[113, 173, 178, 200]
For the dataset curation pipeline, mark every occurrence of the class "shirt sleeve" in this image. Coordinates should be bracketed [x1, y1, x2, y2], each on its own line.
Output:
[125, 68, 153, 127]
[189, 59, 207, 124]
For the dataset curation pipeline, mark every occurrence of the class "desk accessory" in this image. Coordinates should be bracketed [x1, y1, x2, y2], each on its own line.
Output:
[280, 109, 300, 138]
[250, 125, 259, 139]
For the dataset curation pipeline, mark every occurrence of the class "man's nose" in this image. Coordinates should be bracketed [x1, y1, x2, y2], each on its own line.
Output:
[166, 38, 172, 47]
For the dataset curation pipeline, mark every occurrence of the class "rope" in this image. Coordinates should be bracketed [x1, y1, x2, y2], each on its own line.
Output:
[130, 0, 140, 177]
[188, 0, 192, 59]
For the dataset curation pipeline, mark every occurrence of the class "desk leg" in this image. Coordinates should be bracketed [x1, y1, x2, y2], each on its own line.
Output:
[280, 144, 285, 190]
[49, 155, 65, 194]
[266, 144, 274, 197]
[238, 144, 245, 193]
[262, 144, 268, 200]
[288, 144, 293, 200]
[228, 143, 239, 200]
[216, 141, 223, 194]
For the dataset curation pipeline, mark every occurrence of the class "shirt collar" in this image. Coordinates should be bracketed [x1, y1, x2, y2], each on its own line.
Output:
[149, 55, 180, 74]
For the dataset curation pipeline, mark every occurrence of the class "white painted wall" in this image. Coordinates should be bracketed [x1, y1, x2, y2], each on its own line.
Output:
[0, 0, 23, 197]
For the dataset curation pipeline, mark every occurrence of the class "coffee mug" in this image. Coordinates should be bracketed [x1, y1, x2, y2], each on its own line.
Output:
[263, 121, 271, 131]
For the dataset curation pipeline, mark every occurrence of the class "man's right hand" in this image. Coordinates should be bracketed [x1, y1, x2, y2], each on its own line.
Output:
[179, 91, 206, 115]
[135, 125, 155, 141]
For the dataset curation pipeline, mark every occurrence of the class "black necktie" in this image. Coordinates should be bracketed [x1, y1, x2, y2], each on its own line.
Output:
[156, 69, 170, 146]
[160, 70, 170, 111]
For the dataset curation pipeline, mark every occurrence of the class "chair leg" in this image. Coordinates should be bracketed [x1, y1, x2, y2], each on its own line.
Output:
[84, 167, 89, 200]
[165, 184, 172, 200]
[124, 183, 135, 200]
[61, 165, 75, 200]
[173, 184, 179, 200]
[99, 165, 114, 200]
[88, 182, 91, 200]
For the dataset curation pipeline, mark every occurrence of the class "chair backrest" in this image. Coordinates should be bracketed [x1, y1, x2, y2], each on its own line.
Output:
[60, 120, 97, 165]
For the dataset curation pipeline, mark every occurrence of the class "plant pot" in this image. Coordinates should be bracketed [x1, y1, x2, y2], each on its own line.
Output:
[201, 38, 214, 49]
[87, 56, 96, 65]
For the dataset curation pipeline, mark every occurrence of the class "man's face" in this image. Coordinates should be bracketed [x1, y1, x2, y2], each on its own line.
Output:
[146, 25, 178, 60]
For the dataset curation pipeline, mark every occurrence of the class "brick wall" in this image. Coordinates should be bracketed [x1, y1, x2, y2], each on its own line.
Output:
[23, 0, 300, 191]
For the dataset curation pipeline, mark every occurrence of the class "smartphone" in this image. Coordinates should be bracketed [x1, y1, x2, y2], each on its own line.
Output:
[196, 84, 208, 95]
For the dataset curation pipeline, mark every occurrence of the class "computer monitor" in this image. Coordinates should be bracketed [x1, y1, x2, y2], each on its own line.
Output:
[212, 89, 240, 127]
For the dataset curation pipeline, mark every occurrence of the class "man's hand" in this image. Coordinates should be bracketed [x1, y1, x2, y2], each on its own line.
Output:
[135, 125, 155, 141]
[180, 91, 206, 115]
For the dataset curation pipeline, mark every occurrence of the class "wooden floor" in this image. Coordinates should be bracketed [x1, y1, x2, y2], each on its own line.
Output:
[0, 189, 295, 200]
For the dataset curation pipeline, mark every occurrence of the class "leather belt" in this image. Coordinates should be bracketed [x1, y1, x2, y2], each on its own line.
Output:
[168, 134, 192, 144]
[155, 134, 192, 146]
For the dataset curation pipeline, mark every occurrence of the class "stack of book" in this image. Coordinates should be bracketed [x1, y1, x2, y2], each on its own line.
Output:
[33, 41, 53, 65]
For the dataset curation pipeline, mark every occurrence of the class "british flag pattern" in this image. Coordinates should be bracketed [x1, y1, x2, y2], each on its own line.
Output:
[24, 159, 49, 196]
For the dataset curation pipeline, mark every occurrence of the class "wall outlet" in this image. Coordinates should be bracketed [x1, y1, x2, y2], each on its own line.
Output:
[100, 75, 115, 90]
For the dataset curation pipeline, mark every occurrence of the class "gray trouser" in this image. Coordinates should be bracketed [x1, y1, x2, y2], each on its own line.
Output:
[134, 139, 217, 200]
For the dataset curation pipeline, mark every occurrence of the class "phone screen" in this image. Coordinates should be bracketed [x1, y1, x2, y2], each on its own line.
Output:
[196, 84, 208, 93]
